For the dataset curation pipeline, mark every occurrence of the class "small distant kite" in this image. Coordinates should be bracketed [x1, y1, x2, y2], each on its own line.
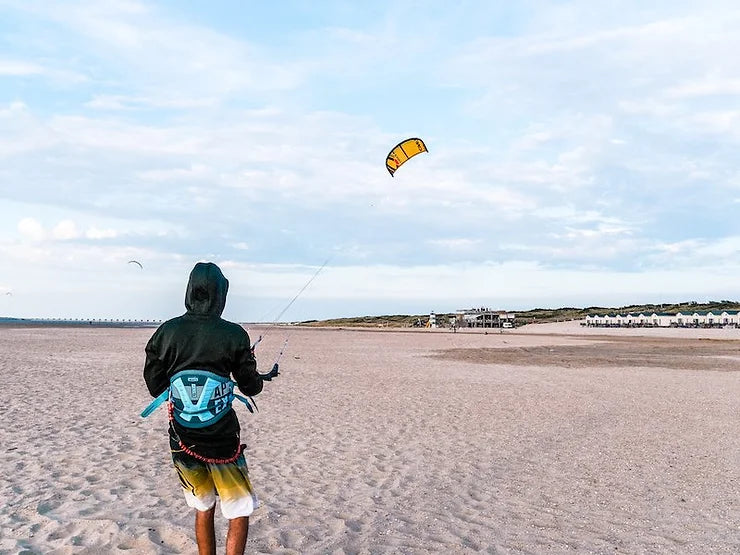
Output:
[128, 260, 143, 269]
[385, 138, 428, 176]
[4, 292, 11, 296]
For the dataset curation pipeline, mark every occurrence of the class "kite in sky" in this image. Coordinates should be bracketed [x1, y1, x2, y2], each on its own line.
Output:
[385, 138, 428, 176]
[128, 260, 143, 269]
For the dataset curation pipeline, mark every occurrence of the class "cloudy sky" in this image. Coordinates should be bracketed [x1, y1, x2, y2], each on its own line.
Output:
[2, 0, 740, 321]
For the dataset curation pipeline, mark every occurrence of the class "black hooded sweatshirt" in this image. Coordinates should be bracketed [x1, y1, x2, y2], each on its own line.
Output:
[143, 262, 263, 459]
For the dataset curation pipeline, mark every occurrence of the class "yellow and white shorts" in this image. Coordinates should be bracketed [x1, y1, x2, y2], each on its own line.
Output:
[171, 444, 259, 519]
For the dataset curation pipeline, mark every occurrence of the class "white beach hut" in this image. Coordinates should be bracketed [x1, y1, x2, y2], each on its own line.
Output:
[721, 310, 740, 327]
[675, 311, 688, 327]
[705, 311, 720, 327]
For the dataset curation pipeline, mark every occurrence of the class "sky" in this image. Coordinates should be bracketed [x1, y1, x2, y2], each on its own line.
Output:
[2, 1, 740, 322]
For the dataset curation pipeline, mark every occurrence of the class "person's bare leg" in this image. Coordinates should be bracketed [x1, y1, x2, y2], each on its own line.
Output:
[225, 516, 249, 555]
[195, 506, 216, 555]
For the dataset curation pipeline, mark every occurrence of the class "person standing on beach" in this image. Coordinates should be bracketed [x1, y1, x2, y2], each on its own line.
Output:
[143, 262, 279, 555]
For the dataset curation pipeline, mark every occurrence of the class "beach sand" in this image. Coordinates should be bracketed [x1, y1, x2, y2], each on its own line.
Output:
[1, 323, 738, 554]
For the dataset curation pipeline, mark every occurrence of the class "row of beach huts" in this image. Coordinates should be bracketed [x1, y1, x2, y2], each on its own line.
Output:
[584, 310, 740, 328]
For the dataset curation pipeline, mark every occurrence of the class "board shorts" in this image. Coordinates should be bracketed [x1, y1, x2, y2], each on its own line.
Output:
[171, 441, 259, 519]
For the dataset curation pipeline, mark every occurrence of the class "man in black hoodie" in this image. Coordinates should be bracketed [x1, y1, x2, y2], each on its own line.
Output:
[144, 262, 278, 555]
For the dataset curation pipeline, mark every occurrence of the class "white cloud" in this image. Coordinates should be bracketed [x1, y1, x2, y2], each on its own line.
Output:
[9, 0, 303, 100]
[0, 243, 53, 265]
[647, 236, 740, 267]
[52, 220, 80, 240]
[85, 94, 218, 111]
[48, 115, 205, 154]
[85, 227, 118, 240]
[426, 238, 482, 250]
[689, 110, 740, 135]
[0, 100, 28, 115]
[16, 216, 127, 243]
[512, 131, 556, 151]
[665, 78, 740, 98]
[136, 164, 210, 182]
[17, 218, 46, 241]
[0, 56, 86, 83]
[0, 59, 44, 75]
[557, 223, 633, 240]
[0, 101, 60, 157]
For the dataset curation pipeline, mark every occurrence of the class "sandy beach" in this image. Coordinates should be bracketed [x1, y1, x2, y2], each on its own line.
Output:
[1, 322, 738, 554]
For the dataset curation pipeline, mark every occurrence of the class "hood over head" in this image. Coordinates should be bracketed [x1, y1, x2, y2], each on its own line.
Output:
[185, 262, 229, 317]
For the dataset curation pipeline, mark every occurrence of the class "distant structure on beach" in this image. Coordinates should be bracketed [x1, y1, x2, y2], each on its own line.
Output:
[415, 308, 515, 329]
[585, 310, 740, 328]
[454, 307, 516, 328]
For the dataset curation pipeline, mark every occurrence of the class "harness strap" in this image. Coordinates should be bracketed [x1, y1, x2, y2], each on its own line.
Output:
[233, 394, 256, 413]
[141, 388, 169, 418]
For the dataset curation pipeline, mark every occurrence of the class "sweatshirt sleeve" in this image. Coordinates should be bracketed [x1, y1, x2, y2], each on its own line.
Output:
[232, 330, 264, 397]
[143, 329, 169, 397]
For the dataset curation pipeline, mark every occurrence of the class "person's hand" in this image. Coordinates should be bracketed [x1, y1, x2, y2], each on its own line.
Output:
[262, 363, 279, 381]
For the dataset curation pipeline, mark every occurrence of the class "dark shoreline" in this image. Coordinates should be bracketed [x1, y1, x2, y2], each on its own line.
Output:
[0, 318, 161, 328]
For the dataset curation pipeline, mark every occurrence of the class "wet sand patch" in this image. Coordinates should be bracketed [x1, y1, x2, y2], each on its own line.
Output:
[431, 335, 740, 371]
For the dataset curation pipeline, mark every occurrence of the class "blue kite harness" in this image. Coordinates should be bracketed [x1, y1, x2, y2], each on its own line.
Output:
[141, 369, 255, 427]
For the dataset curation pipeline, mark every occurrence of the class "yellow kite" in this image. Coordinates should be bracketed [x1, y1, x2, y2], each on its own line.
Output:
[385, 138, 428, 176]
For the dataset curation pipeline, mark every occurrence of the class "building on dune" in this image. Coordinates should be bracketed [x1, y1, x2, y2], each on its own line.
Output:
[452, 307, 516, 329]
[584, 310, 740, 328]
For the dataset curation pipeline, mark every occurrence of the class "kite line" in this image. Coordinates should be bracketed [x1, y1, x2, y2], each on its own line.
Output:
[249, 257, 331, 364]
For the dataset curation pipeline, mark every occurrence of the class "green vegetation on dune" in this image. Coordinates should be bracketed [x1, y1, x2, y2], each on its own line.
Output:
[300, 300, 740, 328]
[301, 314, 422, 328]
